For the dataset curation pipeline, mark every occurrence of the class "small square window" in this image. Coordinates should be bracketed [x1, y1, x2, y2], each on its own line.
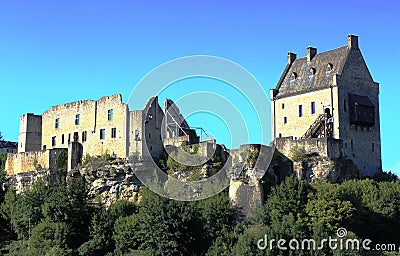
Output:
[55, 118, 60, 129]
[111, 128, 117, 138]
[100, 129, 106, 140]
[75, 114, 80, 125]
[108, 109, 114, 121]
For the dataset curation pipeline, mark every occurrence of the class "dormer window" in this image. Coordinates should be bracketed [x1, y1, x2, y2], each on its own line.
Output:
[290, 72, 297, 86]
[309, 67, 316, 76]
[326, 63, 333, 76]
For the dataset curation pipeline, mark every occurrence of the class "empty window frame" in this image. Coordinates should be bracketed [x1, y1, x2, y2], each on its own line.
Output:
[299, 105, 303, 117]
[108, 109, 114, 121]
[82, 131, 87, 142]
[100, 129, 106, 140]
[311, 102, 316, 114]
[111, 128, 117, 138]
[75, 114, 80, 125]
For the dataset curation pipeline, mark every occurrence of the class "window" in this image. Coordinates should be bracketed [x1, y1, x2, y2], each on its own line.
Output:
[68, 134, 71, 144]
[282, 103, 285, 109]
[111, 128, 117, 138]
[55, 118, 60, 129]
[108, 109, 114, 121]
[100, 129, 106, 140]
[326, 63, 333, 76]
[150, 146, 153, 151]
[279, 133, 282, 138]
[62, 134, 65, 144]
[309, 67, 316, 76]
[372, 143, 375, 152]
[52, 136, 56, 147]
[149, 133, 151, 139]
[82, 131, 87, 142]
[299, 105, 303, 117]
[290, 72, 296, 87]
[284, 117, 288, 124]
[311, 102, 316, 114]
[75, 114, 80, 125]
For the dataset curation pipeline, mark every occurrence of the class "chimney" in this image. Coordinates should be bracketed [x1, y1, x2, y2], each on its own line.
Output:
[348, 34, 359, 48]
[288, 52, 297, 64]
[307, 46, 317, 62]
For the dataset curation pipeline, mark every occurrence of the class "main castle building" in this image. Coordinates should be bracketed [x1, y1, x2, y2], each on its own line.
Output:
[271, 35, 381, 176]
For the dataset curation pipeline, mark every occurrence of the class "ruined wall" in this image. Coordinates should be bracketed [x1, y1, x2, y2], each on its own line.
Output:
[18, 114, 42, 152]
[5, 148, 65, 175]
[42, 94, 129, 158]
[337, 45, 381, 176]
[128, 110, 143, 158]
[272, 87, 339, 139]
[275, 137, 342, 160]
[142, 97, 164, 158]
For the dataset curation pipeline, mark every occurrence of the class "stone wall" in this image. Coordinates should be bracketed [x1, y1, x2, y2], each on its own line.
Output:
[336, 45, 381, 176]
[42, 94, 129, 158]
[272, 87, 339, 140]
[18, 113, 42, 152]
[5, 148, 66, 175]
[275, 137, 342, 160]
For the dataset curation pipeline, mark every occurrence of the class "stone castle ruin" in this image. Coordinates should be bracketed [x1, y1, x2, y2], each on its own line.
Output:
[3, 34, 383, 218]
[5, 95, 200, 175]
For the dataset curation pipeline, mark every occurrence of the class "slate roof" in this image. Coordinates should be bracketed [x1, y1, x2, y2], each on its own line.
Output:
[275, 45, 350, 98]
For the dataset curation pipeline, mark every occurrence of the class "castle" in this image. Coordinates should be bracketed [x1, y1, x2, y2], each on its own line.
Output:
[271, 34, 381, 177]
[5, 34, 382, 180]
[5, 95, 199, 174]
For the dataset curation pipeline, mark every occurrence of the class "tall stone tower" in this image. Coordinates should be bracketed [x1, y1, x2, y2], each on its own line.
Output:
[271, 35, 381, 176]
[18, 113, 42, 152]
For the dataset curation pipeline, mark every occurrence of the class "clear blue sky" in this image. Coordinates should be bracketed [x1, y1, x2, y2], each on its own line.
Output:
[1, 0, 399, 174]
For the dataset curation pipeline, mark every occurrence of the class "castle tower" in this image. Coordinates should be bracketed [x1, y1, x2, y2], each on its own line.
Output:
[271, 35, 381, 176]
[18, 113, 42, 152]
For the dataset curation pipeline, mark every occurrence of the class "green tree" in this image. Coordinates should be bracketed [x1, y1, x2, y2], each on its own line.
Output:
[29, 221, 69, 255]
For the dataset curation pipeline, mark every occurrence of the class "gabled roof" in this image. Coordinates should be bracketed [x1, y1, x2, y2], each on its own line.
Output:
[274, 46, 349, 99]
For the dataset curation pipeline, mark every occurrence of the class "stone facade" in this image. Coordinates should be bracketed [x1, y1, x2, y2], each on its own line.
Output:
[271, 35, 381, 176]
[6, 95, 198, 175]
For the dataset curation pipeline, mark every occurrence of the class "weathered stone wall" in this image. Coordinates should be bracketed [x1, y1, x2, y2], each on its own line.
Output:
[42, 94, 129, 158]
[143, 97, 164, 158]
[272, 87, 339, 140]
[128, 110, 143, 158]
[337, 45, 381, 176]
[18, 113, 42, 152]
[5, 148, 65, 175]
[275, 137, 342, 160]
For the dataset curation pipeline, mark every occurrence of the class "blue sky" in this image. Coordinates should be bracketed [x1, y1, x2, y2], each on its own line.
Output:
[1, 0, 399, 174]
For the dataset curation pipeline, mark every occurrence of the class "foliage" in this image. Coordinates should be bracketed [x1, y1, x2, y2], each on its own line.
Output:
[55, 149, 68, 172]
[290, 144, 308, 161]
[1, 172, 400, 255]
[101, 150, 113, 161]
